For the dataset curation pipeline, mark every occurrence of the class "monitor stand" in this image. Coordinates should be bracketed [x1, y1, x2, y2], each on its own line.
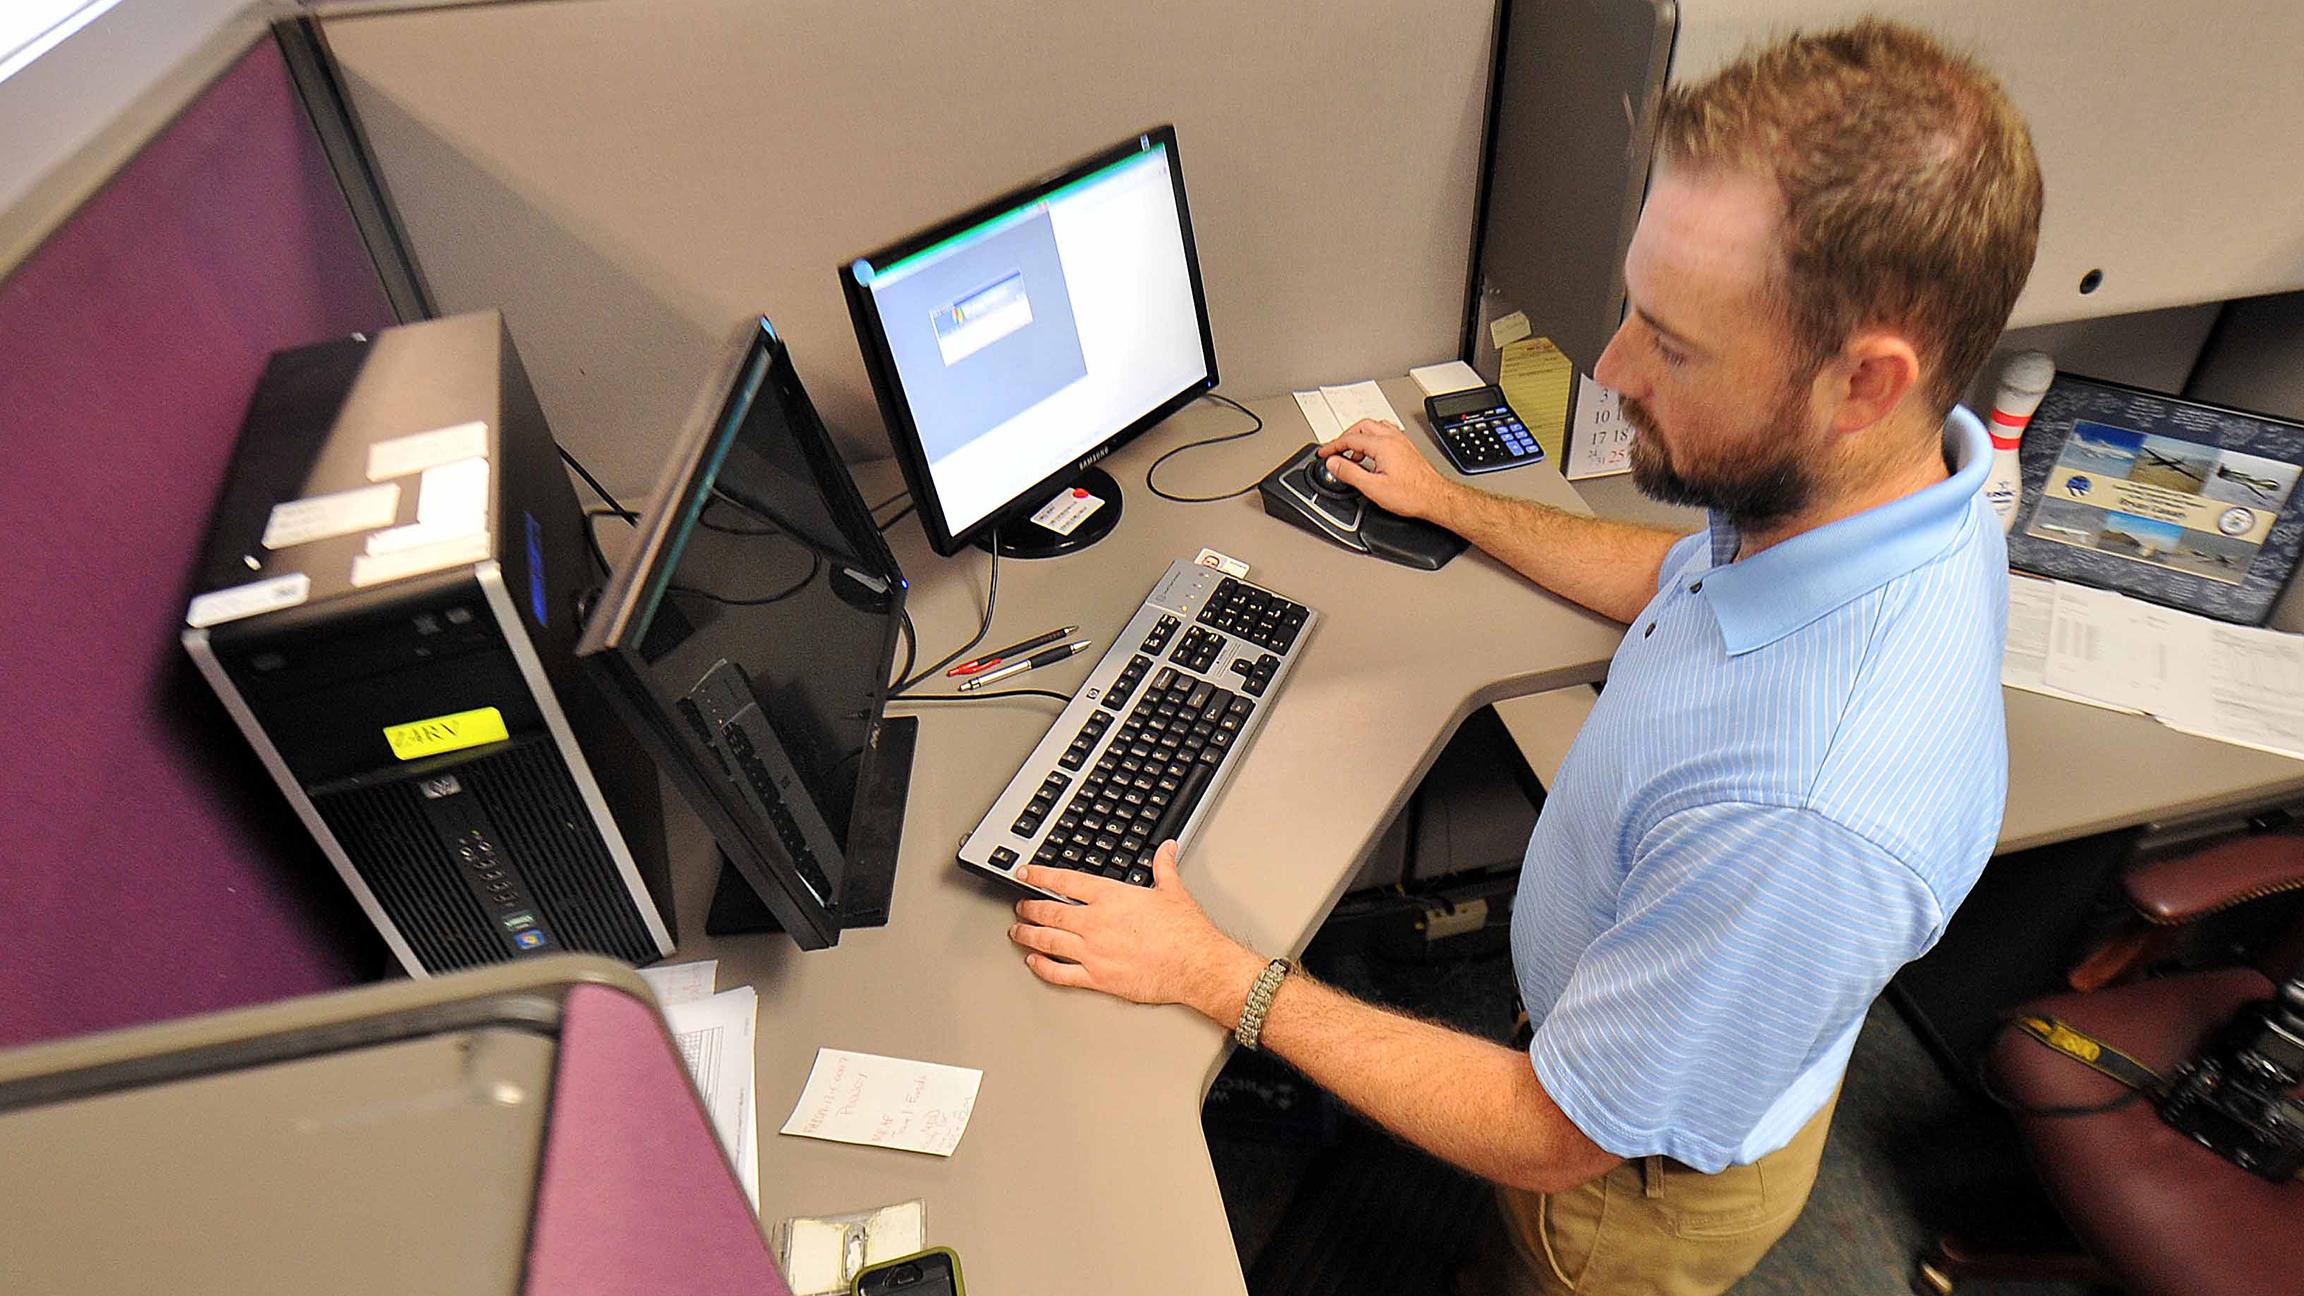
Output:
[978, 466, 1123, 559]
[704, 714, 918, 937]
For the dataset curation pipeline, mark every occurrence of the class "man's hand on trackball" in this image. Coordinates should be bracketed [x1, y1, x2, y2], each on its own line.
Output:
[1317, 419, 1460, 522]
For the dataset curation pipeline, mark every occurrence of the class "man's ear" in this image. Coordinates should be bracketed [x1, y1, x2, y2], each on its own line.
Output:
[1822, 330, 1922, 435]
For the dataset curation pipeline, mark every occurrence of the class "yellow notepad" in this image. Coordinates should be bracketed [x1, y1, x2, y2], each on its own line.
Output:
[1497, 335, 1575, 462]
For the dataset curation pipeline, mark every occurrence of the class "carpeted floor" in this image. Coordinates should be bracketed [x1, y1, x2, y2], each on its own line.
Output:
[1203, 931, 2110, 1296]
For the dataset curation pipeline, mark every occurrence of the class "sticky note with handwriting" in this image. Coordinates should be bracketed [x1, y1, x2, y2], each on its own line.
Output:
[779, 1048, 982, 1158]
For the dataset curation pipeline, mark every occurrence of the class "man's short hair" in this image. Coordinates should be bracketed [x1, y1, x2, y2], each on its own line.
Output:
[1656, 19, 2044, 416]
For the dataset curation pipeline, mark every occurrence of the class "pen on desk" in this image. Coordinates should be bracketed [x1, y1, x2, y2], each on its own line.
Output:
[947, 625, 1079, 676]
[956, 639, 1093, 691]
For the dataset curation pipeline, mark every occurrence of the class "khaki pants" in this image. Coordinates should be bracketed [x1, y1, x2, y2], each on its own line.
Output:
[1468, 1089, 1839, 1296]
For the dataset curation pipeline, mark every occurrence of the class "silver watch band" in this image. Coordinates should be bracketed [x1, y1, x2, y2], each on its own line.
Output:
[1234, 957, 1294, 1050]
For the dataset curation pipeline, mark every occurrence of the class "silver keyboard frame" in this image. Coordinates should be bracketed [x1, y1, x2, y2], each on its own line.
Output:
[955, 558, 1319, 897]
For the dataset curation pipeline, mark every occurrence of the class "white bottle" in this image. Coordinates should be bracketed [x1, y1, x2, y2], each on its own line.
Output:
[1983, 351, 2056, 531]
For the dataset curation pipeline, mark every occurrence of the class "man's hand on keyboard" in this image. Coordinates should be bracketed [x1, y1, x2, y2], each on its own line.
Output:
[1320, 419, 1461, 522]
[1009, 843, 1264, 1017]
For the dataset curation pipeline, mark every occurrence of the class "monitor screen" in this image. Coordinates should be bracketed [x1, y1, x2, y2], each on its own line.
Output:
[842, 126, 1217, 553]
[577, 318, 906, 949]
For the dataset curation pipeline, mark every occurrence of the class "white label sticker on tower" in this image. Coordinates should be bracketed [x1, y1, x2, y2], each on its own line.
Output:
[186, 573, 311, 628]
[367, 457, 494, 555]
[351, 530, 491, 587]
[367, 420, 488, 481]
[261, 482, 401, 550]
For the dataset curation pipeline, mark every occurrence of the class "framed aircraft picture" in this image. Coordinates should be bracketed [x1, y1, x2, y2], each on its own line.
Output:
[2006, 373, 2304, 625]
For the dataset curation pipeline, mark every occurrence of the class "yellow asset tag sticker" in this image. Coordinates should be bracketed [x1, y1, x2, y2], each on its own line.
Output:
[384, 706, 508, 761]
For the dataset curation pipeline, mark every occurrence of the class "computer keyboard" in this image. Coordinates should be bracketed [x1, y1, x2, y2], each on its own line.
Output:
[957, 559, 1319, 893]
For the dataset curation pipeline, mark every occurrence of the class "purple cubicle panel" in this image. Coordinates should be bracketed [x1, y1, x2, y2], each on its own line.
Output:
[529, 984, 795, 1295]
[0, 35, 395, 1047]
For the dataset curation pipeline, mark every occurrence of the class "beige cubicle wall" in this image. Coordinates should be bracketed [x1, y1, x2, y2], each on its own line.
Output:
[1669, 0, 2304, 333]
[314, 0, 1497, 496]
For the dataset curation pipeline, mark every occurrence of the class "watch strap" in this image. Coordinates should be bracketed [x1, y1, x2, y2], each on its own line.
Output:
[1234, 957, 1294, 1050]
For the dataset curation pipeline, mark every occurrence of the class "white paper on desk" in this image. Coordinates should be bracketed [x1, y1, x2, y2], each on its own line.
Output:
[1292, 390, 1346, 443]
[2162, 620, 2304, 761]
[1318, 380, 1406, 433]
[779, 1048, 982, 1157]
[2040, 582, 2203, 716]
[639, 958, 718, 1007]
[2002, 577, 2141, 711]
[663, 985, 758, 1208]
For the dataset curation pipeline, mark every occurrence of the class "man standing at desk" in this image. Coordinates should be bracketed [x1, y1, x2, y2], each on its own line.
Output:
[1009, 19, 2041, 1294]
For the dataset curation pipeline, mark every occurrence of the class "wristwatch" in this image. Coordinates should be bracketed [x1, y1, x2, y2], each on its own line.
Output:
[1234, 957, 1294, 1050]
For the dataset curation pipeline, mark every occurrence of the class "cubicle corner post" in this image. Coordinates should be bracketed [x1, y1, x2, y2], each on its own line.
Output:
[1456, 0, 1518, 365]
[272, 13, 437, 324]
[1469, 0, 1675, 378]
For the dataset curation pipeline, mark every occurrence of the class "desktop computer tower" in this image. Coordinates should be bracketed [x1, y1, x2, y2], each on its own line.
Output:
[183, 311, 673, 975]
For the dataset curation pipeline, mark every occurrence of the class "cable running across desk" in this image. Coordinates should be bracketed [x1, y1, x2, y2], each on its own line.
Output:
[1144, 393, 1266, 503]
[888, 533, 999, 697]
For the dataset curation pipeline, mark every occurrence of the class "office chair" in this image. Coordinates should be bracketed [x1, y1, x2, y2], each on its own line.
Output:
[1915, 833, 2304, 1296]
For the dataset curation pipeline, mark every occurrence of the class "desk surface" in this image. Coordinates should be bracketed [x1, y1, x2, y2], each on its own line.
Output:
[675, 379, 1620, 1294]
[678, 381, 2304, 1294]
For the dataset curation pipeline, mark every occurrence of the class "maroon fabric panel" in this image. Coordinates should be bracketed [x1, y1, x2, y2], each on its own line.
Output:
[528, 984, 793, 1295]
[0, 37, 393, 1047]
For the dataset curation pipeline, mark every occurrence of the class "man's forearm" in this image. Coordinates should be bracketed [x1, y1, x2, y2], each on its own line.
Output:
[1190, 959, 1613, 1194]
[1433, 486, 1685, 625]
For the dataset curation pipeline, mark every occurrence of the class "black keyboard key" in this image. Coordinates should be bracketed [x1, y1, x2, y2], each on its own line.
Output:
[1146, 760, 1216, 849]
[990, 847, 1018, 867]
[1124, 865, 1154, 887]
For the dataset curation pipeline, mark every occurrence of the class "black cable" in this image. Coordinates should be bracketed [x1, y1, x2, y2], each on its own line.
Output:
[877, 500, 917, 533]
[559, 445, 629, 517]
[890, 687, 1073, 705]
[583, 504, 815, 605]
[697, 492, 777, 536]
[870, 488, 907, 515]
[665, 553, 819, 608]
[1145, 392, 1267, 503]
[889, 533, 999, 696]
[581, 506, 634, 575]
[891, 609, 918, 693]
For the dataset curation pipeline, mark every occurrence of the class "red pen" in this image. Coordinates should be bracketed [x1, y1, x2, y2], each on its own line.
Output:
[947, 625, 1079, 676]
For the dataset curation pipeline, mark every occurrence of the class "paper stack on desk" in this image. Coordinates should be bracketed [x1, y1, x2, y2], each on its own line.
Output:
[2005, 575, 2304, 760]
[640, 960, 761, 1208]
[1292, 380, 1406, 443]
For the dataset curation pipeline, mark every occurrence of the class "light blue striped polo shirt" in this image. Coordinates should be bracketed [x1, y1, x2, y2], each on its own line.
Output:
[1513, 407, 2007, 1172]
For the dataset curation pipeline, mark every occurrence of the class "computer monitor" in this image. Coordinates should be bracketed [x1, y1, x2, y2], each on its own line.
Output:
[840, 124, 1218, 558]
[576, 317, 914, 951]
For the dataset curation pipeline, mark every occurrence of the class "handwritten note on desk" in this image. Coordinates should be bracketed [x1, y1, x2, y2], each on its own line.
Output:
[780, 1048, 982, 1157]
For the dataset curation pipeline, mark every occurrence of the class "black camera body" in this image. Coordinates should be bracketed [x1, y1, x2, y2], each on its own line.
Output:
[2159, 979, 2304, 1182]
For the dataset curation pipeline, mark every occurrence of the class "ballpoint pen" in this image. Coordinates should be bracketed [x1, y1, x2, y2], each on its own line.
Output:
[947, 625, 1079, 676]
[956, 639, 1093, 691]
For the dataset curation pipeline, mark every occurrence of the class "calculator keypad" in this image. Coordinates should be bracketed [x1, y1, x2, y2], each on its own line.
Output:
[1436, 406, 1543, 472]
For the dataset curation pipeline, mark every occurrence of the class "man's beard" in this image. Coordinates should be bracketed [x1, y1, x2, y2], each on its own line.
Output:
[1623, 391, 1815, 532]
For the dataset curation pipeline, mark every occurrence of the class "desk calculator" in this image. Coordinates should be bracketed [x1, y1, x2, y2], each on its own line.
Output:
[1423, 384, 1546, 475]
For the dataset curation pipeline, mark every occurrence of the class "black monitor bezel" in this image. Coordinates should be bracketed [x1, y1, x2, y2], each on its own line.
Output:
[574, 316, 907, 950]
[839, 124, 1219, 556]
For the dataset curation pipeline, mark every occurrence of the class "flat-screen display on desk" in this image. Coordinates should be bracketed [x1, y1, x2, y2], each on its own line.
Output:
[577, 318, 912, 950]
[840, 125, 1218, 557]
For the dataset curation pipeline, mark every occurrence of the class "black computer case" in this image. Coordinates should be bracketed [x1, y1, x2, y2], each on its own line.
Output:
[182, 311, 672, 974]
